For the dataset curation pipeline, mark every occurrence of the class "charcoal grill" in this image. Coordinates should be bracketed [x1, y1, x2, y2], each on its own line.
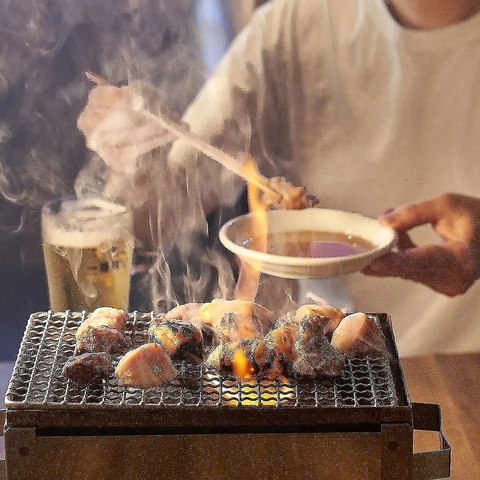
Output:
[1, 312, 450, 479]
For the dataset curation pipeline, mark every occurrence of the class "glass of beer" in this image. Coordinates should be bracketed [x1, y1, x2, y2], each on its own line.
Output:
[41, 196, 134, 311]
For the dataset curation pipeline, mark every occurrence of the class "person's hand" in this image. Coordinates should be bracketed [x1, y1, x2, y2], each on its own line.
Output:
[77, 85, 176, 172]
[363, 193, 480, 296]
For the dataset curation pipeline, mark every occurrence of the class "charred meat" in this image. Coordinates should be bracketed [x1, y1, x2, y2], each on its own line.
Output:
[263, 322, 299, 375]
[206, 339, 273, 380]
[148, 317, 203, 361]
[295, 304, 345, 335]
[76, 307, 128, 339]
[198, 299, 275, 337]
[63, 352, 113, 383]
[293, 315, 346, 378]
[77, 325, 125, 354]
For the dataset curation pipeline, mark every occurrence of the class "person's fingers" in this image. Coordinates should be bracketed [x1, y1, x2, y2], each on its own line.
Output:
[396, 231, 416, 250]
[363, 243, 474, 295]
[378, 195, 452, 231]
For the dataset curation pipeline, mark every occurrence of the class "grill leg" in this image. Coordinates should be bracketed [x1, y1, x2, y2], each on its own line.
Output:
[381, 423, 414, 479]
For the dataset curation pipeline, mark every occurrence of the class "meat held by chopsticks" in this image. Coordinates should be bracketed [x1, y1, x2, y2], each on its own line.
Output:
[330, 313, 388, 357]
[293, 314, 346, 378]
[148, 317, 203, 361]
[63, 352, 113, 383]
[115, 343, 178, 388]
[261, 177, 319, 210]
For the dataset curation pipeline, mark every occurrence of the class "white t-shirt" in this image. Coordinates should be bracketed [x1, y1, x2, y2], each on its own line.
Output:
[169, 0, 480, 356]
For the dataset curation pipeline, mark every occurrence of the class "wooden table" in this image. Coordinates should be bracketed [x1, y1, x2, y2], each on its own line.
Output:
[402, 353, 480, 479]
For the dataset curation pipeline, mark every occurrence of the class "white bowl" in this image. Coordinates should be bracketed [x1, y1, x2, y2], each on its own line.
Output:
[219, 208, 397, 279]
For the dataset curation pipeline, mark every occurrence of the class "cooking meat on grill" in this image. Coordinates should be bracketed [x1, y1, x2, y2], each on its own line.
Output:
[295, 304, 345, 335]
[331, 313, 388, 357]
[164, 303, 217, 349]
[263, 321, 299, 375]
[148, 317, 203, 361]
[77, 325, 126, 354]
[76, 307, 128, 354]
[63, 352, 113, 383]
[293, 314, 346, 378]
[115, 343, 178, 388]
[217, 312, 264, 342]
[198, 299, 275, 338]
[76, 307, 128, 339]
[206, 339, 273, 380]
[165, 303, 202, 323]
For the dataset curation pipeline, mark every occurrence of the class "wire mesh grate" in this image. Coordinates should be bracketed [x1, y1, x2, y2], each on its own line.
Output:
[5, 311, 400, 410]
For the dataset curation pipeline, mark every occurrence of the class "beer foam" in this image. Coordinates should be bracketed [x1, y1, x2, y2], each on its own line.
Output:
[60, 197, 128, 218]
[42, 198, 132, 247]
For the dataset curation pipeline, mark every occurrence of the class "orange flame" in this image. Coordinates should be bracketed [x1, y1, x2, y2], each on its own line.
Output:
[231, 349, 254, 380]
[235, 156, 268, 302]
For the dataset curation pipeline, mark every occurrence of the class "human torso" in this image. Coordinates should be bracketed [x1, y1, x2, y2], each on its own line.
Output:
[271, 0, 480, 355]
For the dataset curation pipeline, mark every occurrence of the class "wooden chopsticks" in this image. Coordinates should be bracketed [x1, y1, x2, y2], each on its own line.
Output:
[84, 72, 280, 199]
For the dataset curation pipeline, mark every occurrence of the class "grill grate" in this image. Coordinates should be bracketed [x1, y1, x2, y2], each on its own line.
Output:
[5, 311, 400, 409]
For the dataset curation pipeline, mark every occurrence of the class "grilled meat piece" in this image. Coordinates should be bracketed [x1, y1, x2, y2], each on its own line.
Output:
[77, 325, 125, 354]
[206, 339, 273, 380]
[115, 343, 178, 388]
[260, 176, 319, 210]
[218, 312, 264, 342]
[295, 304, 345, 335]
[293, 315, 346, 378]
[264, 322, 299, 374]
[63, 352, 113, 383]
[148, 318, 203, 361]
[165, 303, 202, 323]
[331, 313, 388, 357]
[198, 299, 275, 337]
[76, 307, 128, 339]
[164, 303, 216, 350]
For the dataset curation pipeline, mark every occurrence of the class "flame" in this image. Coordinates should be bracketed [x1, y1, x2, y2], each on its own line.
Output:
[231, 349, 254, 380]
[235, 156, 268, 302]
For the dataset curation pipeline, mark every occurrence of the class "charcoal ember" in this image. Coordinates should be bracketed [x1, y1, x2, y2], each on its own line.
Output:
[293, 315, 346, 378]
[206, 339, 274, 379]
[63, 352, 113, 383]
[77, 325, 125, 354]
[148, 318, 203, 361]
[331, 313, 388, 357]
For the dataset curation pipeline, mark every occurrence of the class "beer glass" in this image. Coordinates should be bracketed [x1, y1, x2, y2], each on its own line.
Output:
[41, 196, 134, 311]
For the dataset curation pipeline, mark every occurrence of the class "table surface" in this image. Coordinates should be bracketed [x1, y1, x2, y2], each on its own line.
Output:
[1, 353, 479, 478]
[401, 353, 480, 480]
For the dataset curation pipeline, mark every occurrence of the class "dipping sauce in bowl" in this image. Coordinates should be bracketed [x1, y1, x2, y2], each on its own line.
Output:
[242, 231, 375, 258]
[220, 209, 397, 279]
